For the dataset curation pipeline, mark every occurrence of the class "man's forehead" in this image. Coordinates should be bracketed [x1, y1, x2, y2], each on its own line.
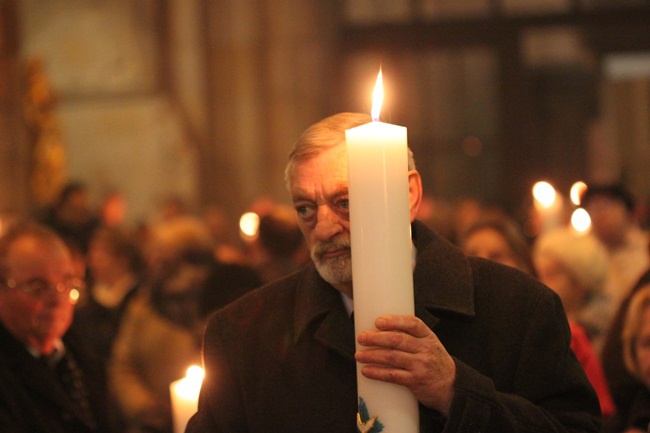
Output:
[7, 237, 71, 269]
[290, 179, 349, 201]
[289, 148, 348, 190]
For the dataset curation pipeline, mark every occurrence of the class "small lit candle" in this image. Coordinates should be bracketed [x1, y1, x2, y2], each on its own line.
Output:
[346, 69, 418, 433]
[170, 365, 204, 433]
[532, 181, 563, 233]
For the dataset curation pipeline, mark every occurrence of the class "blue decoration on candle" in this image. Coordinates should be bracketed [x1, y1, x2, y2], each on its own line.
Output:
[357, 397, 384, 433]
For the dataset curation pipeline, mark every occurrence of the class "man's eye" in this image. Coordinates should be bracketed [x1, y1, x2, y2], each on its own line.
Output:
[339, 199, 349, 210]
[295, 205, 315, 218]
[24, 279, 49, 294]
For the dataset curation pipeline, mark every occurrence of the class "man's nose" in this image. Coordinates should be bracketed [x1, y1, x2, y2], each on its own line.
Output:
[314, 206, 344, 241]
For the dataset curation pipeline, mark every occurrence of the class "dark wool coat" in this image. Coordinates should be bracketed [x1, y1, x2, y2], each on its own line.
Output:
[0, 323, 111, 433]
[186, 221, 601, 433]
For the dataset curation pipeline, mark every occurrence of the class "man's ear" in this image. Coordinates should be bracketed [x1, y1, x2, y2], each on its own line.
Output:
[408, 170, 423, 222]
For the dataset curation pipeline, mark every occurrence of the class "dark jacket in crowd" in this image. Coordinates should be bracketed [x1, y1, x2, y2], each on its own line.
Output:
[0, 322, 111, 433]
[618, 387, 650, 431]
[186, 221, 601, 433]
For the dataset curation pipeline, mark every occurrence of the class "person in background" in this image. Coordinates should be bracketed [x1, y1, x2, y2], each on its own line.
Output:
[581, 183, 650, 327]
[533, 227, 616, 418]
[73, 227, 145, 370]
[0, 222, 111, 433]
[109, 217, 214, 433]
[157, 195, 189, 223]
[246, 203, 309, 284]
[99, 190, 127, 229]
[201, 204, 247, 265]
[602, 265, 650, 432]
[447, 198, 484, 245]
[40, 181, 101, 254]
[458, 214, 537, 276]
[186, 112, 600, 433]
[109, 216, 260, 433]
[605, 285, 650, 432]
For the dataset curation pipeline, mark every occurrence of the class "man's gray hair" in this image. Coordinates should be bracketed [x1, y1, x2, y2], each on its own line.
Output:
[284, 112, 415, 189]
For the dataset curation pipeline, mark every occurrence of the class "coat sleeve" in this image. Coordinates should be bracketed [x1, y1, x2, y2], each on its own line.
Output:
[431, 289, 601, 433]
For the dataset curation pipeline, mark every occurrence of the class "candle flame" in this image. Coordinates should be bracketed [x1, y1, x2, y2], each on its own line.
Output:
[570, 181, 587, 206]
[371, 68, 383, 122]
[173, 366, 205, 400]
[186, 366, 205, 382]
[532, 181, 556, 208]
[571, 208, 591, 233]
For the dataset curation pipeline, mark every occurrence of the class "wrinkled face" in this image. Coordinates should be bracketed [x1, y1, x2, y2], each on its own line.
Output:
[634, 306, 650, 387]
[0, 236, 76, 351]
[461, 228, 524, 272]
[289, 146, 353, 296]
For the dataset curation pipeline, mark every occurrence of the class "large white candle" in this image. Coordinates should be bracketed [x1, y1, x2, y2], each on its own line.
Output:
[170, 365, 204, 433]
[346, 70, 418, 432]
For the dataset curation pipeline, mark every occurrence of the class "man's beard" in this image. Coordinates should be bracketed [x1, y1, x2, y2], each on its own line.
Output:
[311, 236, 352, 287]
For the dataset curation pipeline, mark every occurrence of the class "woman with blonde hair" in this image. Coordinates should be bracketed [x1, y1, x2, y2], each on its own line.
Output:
[614, 284, 650, 432]
[533, 227, 616, 418]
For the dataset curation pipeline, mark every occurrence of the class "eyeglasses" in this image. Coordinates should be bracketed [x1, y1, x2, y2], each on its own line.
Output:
[3, 277, 85, 302]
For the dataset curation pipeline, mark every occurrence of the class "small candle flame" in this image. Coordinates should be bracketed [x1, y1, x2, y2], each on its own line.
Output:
[571, 208, 591, 233]
[174, 366, 204, 400]
[570, 181, 587, 206]
[532, 181, 556, 208]
[371, 68, 383, 122]
[186, 366, 205, 382]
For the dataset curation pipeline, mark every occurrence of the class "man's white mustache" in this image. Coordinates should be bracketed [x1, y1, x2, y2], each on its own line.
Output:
[313, 238, 351, 258]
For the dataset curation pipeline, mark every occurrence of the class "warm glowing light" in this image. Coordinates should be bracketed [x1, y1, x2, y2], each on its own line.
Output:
[186, 366, 204, 383]
[532, 181, 557, 208]
[170, 365, 204, 433]
[173, 366, 204, 400]
[239, 212, 260, 238]
[570, 181, 587, 206]
[69, 288, 80, 304]
[571, 208, 591, 233]
[371, 68, 383, 122]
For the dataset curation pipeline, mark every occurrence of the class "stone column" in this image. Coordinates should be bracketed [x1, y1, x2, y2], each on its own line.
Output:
[201, 0, 339, 221]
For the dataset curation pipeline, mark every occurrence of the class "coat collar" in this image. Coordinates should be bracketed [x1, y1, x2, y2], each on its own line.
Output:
[294, 263, 355, 358]
[411, 220, 475, 317]
[293, 221, 475, 358]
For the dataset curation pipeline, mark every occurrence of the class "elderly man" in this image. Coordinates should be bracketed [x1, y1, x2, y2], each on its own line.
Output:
[0, 222, 110, 433]
[186, 112, 601, 432]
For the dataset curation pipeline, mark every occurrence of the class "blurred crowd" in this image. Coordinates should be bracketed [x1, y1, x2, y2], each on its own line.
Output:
[0, 178, 649, 432]
[0, 182, 310, 433]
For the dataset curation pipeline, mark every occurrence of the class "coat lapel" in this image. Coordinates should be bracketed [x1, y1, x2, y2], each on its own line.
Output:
[294, 264, 356, 359]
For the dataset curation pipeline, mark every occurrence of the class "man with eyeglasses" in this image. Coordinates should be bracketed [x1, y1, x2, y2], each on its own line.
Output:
[0, 222, 111, 433]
